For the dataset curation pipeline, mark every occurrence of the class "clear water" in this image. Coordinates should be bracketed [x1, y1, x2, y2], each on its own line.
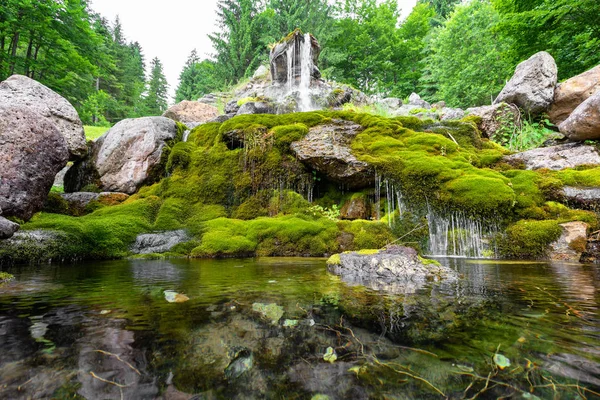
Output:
[1, 258, 599, 399]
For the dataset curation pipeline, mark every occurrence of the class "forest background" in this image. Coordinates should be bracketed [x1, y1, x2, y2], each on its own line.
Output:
[1, 0, 598, 126]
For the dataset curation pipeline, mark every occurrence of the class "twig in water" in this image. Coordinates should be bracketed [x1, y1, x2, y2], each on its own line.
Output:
[94, 350, 141, 376]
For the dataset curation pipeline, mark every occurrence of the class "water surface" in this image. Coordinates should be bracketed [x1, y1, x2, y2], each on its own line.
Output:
[0, 258, 599, 399]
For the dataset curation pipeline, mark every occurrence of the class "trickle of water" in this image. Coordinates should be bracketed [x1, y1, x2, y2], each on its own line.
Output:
[282, 33, 314, 112]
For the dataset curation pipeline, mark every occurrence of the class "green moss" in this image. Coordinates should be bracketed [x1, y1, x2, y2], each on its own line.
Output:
[554, 167, 600, 187]
[326, 253, 341, 265]
[0, 272, 15, 283]
[356, 249, 381, 255]
[418, 256, 441, 266]
[498, 220, 562, 259]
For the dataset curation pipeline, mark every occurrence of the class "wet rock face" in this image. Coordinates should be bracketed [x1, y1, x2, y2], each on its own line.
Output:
[494, 51, 558, 115]
[65, 117, 179, 194]
[270, 31, 321, 85]
[503, 142, 600, 170]
[162, 100, 218, 125]
[549, 221, 589, 262]
[290, 120, 374, 189]
[548, 64, 600, 125]
[0, 105, 69, 221]
[0, 75, 87, 160]
[559, 90, 600, 141]
[327, 246, 458, 294]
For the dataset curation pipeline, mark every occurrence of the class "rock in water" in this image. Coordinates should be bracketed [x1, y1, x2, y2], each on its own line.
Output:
[549, 221, 589, 262]
[548, 64, 600, 125]
[0, 75, 86, 160]
[290, 120, 374, 189]
[495, 51, 558, 115]
[503, 143, 600, 170]
[162, 100, 218, 125]
[327, 246, 457, 294]
[0, 105, 69, 220]
[65, 117, 179, 194]
[559, 90, 600, 141]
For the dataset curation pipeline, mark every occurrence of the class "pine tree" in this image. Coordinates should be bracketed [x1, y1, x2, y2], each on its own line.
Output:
[142, 57, 169, 116]
[175, 50, 220, 102]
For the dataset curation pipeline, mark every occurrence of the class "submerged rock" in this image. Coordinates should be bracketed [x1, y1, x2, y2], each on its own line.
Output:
[0, 75, 87, 160]
[251, 303, 284, 325]
[162, 100, 218, 125]
[327, 246, 457, 294]
[131, 230, 190, 254]
[0, 105, 69, 221]
[495, 51, 558, 115]
[559, 90, 600, 141]
[290, 120, 373, 189]
[65, 117, 180, 194]
[503, 142, 600, 170]
[548, 64, 600, 125]
[548, 221, 589, 262]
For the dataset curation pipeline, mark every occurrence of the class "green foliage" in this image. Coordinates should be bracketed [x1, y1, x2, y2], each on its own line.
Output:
[421, 0, 514, 107]
[175, 51, 221, 102]
[84, 125, 110, 141]
[141, 57, 169, 116]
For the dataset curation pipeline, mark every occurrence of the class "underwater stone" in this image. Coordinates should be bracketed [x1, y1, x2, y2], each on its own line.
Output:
[0, 75, 87, 160]
[251, 303, 284, 324]
[503, 142, 600, 170]
[290, 120, 374, 189]
[495, 51, 558, 115]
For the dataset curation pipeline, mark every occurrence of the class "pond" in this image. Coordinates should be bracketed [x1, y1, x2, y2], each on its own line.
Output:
[0, 258, 599, 399]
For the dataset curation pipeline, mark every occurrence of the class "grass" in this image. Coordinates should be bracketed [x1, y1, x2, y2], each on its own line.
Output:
[84, 125, 110, 141]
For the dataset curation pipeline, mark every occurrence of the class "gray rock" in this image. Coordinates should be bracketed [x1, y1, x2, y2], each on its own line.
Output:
[503, 142, 600, 170]
[380, 97, 402, 109]
[0, 75, 86, 160]
[431, 101, 446, 109]
[0, 105, 69, 220]
[558, 90, 600, 141]
[290, 120, 373, 189]
[198, 92, 228, 107]
[494, 51, 558, 114]
[327, 245, 457, 294]
[208, 113, 237, 123]
[252, 65, 269, 79]
[549, 221, 588, 262]
[440, 107, 465, 121]
[394, 104, 422, 117]
[0, 229, 68, 263]
[408, 92, 430, 108]
[65, 117, 179, 194]
[236, 102, 275, 115]
[561, 187, 600, 211]
[225, 99, 241, 114]
[131, 230, 190, 254]
[0, 216, 19, 239]
[466, 103, 520, 139]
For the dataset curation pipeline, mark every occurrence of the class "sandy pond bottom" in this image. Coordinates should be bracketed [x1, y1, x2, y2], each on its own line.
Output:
[0, 258, 599, 399]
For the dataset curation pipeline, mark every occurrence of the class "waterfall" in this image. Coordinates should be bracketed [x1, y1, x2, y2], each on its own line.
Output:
[426, 205, 497, 258]
[283, 33, 314, 112]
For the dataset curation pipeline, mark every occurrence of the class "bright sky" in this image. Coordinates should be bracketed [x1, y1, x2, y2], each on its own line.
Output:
[89, 0, 418, 102]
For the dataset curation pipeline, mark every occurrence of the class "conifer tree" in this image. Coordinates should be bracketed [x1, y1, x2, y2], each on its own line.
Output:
[142, 57, 169, 116]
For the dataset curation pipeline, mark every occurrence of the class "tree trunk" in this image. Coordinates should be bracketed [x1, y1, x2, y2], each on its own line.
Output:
[24, 33, 34, 76]
[9, 31, 20, 75]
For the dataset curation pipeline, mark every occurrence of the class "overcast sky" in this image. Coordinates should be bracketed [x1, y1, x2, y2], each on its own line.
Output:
[89, 0, 418, 101]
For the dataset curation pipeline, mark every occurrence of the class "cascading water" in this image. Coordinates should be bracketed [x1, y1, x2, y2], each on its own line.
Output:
[283, 33, 314, 112]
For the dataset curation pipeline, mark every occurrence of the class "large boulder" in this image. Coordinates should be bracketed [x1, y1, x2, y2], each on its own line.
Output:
[548, 221, 589, 262]
[162, 100, 218, 125]
[548, 65, 600, 125]
[327, 246, 457, 294]
[558, 90, 600, 141]
[65, 117, 180, 194]
[290, 120, 374, 189]
[466, 103, 520, 139]
[503, 142, 600, 170]
[0, 105, 69, 220]
[0, 75, 86, 160]
[495, 51, 558, 115]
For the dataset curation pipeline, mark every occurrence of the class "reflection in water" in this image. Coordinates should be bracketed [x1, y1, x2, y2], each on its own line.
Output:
[0, 258, 598, 398]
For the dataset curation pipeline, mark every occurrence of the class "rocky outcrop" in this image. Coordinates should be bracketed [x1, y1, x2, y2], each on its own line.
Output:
[495, 51, 558, 115]
[0, 75, 86, 160]
[0, 216, 19, 239]
[290, 120, 373, 189]
[162, 100, 218, 125]
[270, 30, 321, 85]
[131, 230, 190, 254]
[0, 105, 69, 220]
[340, 196, 370, 220]
[327, 246, 457, 293]
[65, 117, 180, 194]
[558, 90, 600, 141]
[548, 65, 600, 125]
[408, 92, 430, 108]
[380, 97, 402, 109]
[466, 103, 520, 139]
[237, 101, 275, 115]
[549, 221, 589, 262]
[503, 142, 600, 170]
